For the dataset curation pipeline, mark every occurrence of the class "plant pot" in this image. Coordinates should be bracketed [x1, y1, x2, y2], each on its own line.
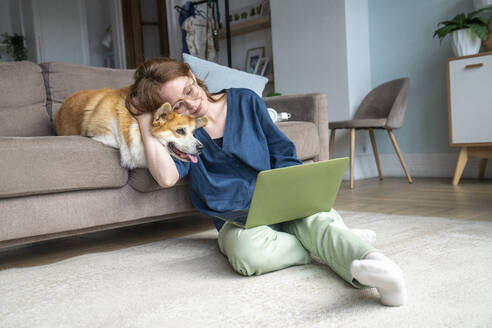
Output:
[451, 28, 481, 57]
[483, 18, 492, 51]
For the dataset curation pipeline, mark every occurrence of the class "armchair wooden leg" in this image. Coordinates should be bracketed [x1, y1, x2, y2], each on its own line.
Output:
[368, 128, 383, 180]
[329, 129, 336, 160]
[387, 129, 413, 184]
[350, 128, 355, 189]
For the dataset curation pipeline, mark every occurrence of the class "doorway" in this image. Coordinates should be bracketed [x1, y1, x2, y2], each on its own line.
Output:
[121, 0, 170, 68]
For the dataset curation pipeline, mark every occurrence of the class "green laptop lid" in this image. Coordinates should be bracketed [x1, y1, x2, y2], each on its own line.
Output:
[244, 158, 349, 228]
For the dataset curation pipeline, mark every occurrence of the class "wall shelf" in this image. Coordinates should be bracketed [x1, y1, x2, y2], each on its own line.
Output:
[218, 15, 271, 39]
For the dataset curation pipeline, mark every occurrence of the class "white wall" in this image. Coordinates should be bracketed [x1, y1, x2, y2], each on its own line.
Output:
[166, 0, 182, 60]
[345, 0, 371, 118]
[339, 0, 373, 174]
[0, 1, 13, 35]
[0, 0, 24, 62]
[19, 0, 37, 62]
[0, 1, 13, 61]
[270, 0, 375, 180]
[0, 0, 116, 67]
[270, 0, 350, 123]
[85, 0, 111, 67]
[32, 0, 90, 64]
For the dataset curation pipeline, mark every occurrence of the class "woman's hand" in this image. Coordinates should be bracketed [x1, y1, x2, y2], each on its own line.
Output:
[135, 112, 153, 130]
[128, 99, 153, 132]
[127, 100, 179, 188]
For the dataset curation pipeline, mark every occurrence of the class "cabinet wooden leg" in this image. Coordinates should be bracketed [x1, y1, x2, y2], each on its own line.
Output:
[387, 129, 413, 184]
[479, 159, 487, 179]
[329, 129, 336, 160]
[452, 147, 468, 185]
[369, 128, 383, 180]
[350, 128, 355, 189]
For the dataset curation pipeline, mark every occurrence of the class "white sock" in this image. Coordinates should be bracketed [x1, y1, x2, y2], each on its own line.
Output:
[350, 252, 407, 306]
[351, 229, 377, 244]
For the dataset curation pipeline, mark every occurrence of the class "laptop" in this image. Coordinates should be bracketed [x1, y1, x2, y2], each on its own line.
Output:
[214, 157, 349, 229]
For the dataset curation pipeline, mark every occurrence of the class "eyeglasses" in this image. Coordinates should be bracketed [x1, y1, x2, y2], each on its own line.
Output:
[172, 79, 200, 113]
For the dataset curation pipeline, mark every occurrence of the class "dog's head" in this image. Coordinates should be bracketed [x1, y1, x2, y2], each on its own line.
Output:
[151, 103, 208, 163]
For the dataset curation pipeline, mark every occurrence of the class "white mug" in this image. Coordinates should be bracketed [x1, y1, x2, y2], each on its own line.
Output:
[268, 108, 291, 122]
[267, 108, 278, 122]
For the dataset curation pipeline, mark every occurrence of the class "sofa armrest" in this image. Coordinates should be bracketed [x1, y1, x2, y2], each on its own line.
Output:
[263, 93, 328, 161]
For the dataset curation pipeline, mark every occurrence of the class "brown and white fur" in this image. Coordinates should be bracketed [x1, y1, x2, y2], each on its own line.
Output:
[55, 86, 207, 169]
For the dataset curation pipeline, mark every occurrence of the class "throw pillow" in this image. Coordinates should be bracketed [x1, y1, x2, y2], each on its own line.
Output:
[182, 53, 268, 97]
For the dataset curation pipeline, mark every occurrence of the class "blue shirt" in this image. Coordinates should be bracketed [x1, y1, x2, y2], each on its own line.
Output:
[151, 88, 302, 231]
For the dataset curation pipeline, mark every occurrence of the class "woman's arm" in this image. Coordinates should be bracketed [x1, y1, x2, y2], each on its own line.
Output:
[133, 112, 180, 188]
[253, 94, 302, 168]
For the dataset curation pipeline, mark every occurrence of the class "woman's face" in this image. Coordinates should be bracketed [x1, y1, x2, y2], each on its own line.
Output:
[159, 73, 208, 118]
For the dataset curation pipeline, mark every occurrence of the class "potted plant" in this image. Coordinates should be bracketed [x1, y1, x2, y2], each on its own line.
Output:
[474, 0, 492, 51]
[0, 33, 28, 61]
[433, 7, 492, 57]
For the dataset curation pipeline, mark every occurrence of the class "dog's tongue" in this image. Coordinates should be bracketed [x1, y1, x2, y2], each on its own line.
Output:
[187, 154, 198, 163]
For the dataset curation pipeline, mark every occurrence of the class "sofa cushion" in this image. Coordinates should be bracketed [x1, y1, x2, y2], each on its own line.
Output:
[183, 53, 268, 97]
[278, 121, 320, 160]
[40, 62, 135, 122]
[128, 169, 189, 193]
[0, 136, 128, 198]
[0, 61, 52, 137]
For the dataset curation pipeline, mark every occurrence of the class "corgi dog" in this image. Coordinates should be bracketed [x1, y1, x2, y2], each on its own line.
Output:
[55, 86, 207, 169]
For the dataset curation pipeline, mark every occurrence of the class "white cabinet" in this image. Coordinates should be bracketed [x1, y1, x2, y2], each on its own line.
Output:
[447, 52, 492, 145]
[446, 51, 492, 184]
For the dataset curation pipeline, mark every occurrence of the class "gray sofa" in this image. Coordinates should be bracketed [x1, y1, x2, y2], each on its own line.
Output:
[0, 61, 329, 248]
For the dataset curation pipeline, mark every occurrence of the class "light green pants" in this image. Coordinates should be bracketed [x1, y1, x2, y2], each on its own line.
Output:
[217, 209, 376, 287]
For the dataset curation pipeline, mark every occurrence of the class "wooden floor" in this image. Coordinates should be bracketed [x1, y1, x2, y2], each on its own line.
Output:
[1, 177, 491, 269]
[335, 177, 492, 221]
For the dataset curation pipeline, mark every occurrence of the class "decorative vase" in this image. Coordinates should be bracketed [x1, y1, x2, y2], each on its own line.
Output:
[451, 28, 481, 57]
[483, 18, 492, 51]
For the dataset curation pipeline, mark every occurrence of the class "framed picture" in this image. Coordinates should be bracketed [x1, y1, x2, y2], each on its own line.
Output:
[254, 57, 269, 76]
[245, 47, 264, 73]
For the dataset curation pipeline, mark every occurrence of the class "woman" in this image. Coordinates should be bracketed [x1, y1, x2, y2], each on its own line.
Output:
[129, 57, 407, 307]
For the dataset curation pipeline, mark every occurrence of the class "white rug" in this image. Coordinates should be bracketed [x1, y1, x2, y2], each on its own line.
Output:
[1, 211, 492, 328]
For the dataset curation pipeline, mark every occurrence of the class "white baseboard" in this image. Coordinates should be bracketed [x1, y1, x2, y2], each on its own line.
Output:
[340, 152, 492, 181]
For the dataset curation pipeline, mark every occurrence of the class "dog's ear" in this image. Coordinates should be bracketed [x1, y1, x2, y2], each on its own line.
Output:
[153, 103, 173, 127]
[195, 116, 208, 129]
